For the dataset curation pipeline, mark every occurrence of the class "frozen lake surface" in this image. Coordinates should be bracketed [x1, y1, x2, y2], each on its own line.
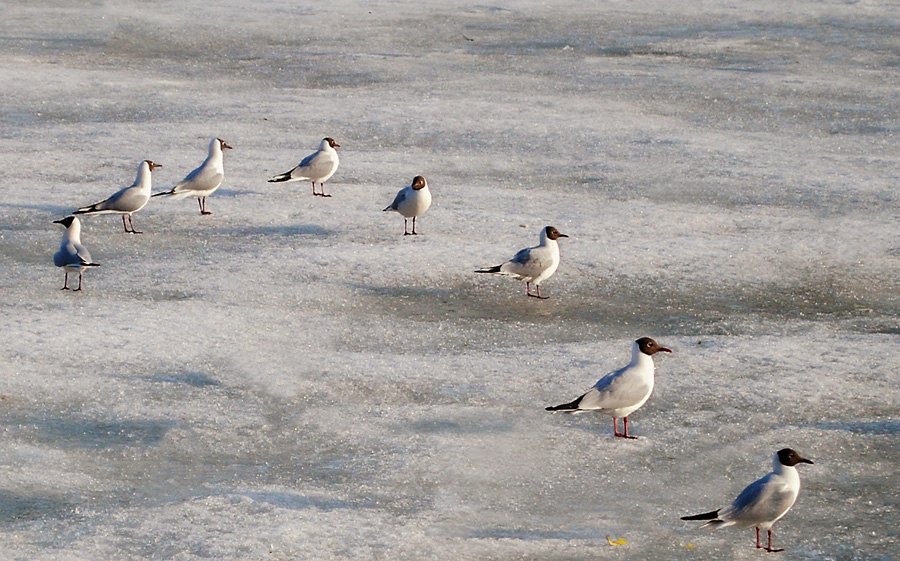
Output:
[1, 1, 899, 559]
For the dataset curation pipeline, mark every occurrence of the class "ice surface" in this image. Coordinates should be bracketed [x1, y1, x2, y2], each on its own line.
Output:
[1, 1, 899, 559]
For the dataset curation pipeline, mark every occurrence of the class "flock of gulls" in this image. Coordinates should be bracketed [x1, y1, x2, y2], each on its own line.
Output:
[51, 136, 813, 553]
[546, 337, 813, 553]
[52, 135, 562, 297]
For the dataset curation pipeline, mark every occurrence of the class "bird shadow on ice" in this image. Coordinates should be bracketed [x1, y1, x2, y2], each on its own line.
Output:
[213, 188, 250, 197]
[405, 418, 514, 435]
[806, 420, 900, 435]
[211, 188, 281, 199]
[353, 283, 563, 322]
[18, 415, 176, 450]
[145, 371, 221, 388]
[548, 414, 656, 443]
[0, 491, 77, 523]
[210, 224, 333, 238]
[467, 527, 594, 541]
[0, 201, 77, 218]
[240, 490, 355, 511]
[119, 288, 202, 302]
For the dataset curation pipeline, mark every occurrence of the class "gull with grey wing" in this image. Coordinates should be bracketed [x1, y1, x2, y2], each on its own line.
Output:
[153, 138, 231, 215]
[475, 225, 568, 299]
[546, 337, 671, 438]
[53, 216, 100, 291]
[268, 137, 340, 197]
[74, 160, 161, 233]
[383, 175, 432, 235]
[682, 448, 814, 553]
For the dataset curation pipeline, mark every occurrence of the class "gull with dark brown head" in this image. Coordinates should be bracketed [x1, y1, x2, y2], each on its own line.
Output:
[74, 159, 161, 233]
[153, 138, 231, 215]
[268, 137, 340, 197]
[53, 216, 100, 291]
[682, 448, 814, 553]
[546, 337, 672, 438]
[383, 175, 432, 235]
[475, 225, 568, 299]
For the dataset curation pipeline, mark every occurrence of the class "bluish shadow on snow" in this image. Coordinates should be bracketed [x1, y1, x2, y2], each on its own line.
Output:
[354, 283, 565, 322]
[467, 527, 594, 541]
[809, 421, 900, 435]
[26, 416, 176, 450]
[0, 491, 77, 522]
[148, 371, 221, 387]
[122, 289, 202, 302]
[861, 323, 900, 335]
[211, 188, 249, 197]
[546, 413, 658, 442]
[212, 224, 333, 238]
[407, 419, 514, 435]
[242, 490, 355, 511]
[0, 202, 78, 217]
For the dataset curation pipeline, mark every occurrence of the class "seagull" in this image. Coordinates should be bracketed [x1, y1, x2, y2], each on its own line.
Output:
[383, 175, 432, 235]
[153, 138, 232, 215]
[545, 337, 672, 438]
[53, 216, 100, 291]
[475, 225, 568, 299]
[681, 448, 814, 553]
[73, 160, 161, 233]
[268, 137, 340, 197]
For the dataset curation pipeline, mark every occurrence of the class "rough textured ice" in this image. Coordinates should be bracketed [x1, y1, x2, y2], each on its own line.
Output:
[1, 1, 899, 559]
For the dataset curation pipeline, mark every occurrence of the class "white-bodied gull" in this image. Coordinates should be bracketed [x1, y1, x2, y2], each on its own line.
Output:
[682, 448, 814, 552]
[74, 160, 161, 233]
[546, 337, 671, 438]
[153, 138, 232, 215]
[53, 216, 100, 291]
[268, 137, 341, 197]
[475, 225, 568, 299]
[383, 175, 432, 235]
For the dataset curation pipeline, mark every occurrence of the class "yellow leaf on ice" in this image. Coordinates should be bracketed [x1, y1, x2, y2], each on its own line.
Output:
[606, 536, 627, 546]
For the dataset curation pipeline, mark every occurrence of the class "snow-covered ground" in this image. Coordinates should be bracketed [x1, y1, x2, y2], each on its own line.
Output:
[1, 1, 898, 559]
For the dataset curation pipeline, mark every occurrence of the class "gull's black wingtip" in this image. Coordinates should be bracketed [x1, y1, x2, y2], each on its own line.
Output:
[681, 509, 720, 521]
[474, 265, 502, 274]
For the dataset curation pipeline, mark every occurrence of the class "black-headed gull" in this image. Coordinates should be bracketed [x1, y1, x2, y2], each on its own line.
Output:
[546, 337, 672, 438]
[268, 137, 340, 197]
[383, 175, 432, 235]
[682, 448, 814, 552]
[475, 225, 568, 299]
[153, 138, 232, 215]
[53, 216, 100, 291]
[74, 160, 161, 234]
